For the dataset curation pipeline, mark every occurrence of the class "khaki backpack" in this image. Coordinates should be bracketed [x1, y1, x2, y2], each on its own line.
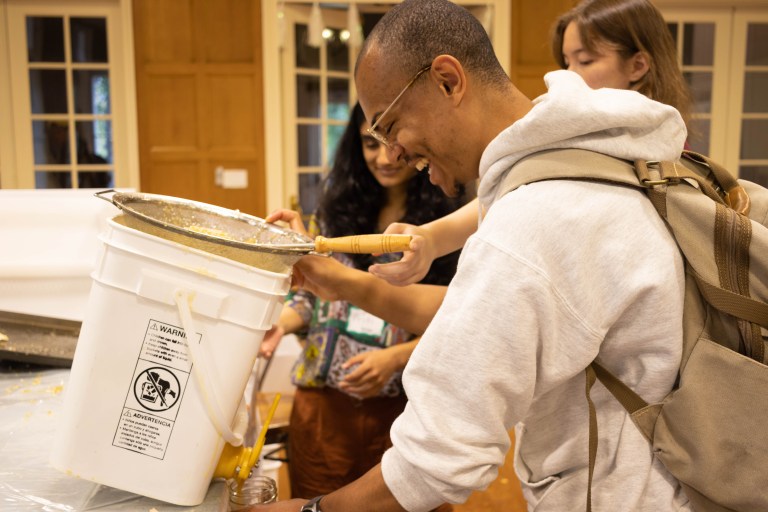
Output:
[497, 148, 768, 511]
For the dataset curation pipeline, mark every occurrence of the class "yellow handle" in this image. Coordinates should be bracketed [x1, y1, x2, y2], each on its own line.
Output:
[236, 393, 282, 482]
[314, 234, 413, 254]
[213, 442, 245, 480]
[214, 393, 282, 483]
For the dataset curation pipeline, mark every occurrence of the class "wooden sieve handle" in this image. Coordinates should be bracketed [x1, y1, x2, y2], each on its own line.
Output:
[314, 234, 413, 254]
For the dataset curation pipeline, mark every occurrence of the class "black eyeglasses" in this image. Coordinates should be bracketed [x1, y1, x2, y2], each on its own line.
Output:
[366, 64, 432, 148]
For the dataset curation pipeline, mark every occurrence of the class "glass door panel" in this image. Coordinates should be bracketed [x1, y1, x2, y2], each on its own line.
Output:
[26, 14, 114, 189]
[662, 8, 768, 185]
[2, 0, 137, 191]
[661, 9, 732, 166]
[719, 11, 768, 186]
[736, 20, 768, 186]
[667, 20, 718, 154]
[283, 5, 352, 221]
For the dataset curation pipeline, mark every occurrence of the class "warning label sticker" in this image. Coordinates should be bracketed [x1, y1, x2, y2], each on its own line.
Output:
[133, 366, 181, 412]
[113, 320, 199, 459]
[114, 408, 174, 459]
[139, 319, 195, 373]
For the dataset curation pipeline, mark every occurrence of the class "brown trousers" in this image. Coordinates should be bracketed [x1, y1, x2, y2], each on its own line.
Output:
[288, 386, 452, 511]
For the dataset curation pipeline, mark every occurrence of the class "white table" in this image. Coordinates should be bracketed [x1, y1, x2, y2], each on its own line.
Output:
[0, 365, 228, 511]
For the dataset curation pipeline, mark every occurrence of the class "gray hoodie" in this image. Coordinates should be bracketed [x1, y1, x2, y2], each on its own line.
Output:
[381, 71, 692, 511]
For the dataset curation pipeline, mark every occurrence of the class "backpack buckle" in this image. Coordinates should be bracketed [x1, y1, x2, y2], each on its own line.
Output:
[642, 178, 669, 186]
[637, 160, 668, 187]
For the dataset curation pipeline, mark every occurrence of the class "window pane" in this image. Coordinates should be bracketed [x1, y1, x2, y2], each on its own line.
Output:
[27, 16, 64, 62]
[683, 71, 712, 114]
[362, 13, 384, 38]
[327, 28, 349, 72]
[297, 124, 322, 166]
[70, 17, 108, 63]
[73, 70, 111, 114]
[743, 72, 768, 113]
[740, 119, 768, 159]
[76, 120, 112, 164]
[688, 118, 710, 155]
[78, 171, 113, 188]
[327, 123, 345, 166]
[299, 173, 322, 215]
[666, 23, 678, 45]
[739, 166, 768, 188]
[296, 75, 320, 118]
[328, 78, 349, 120]
[29, 69, 67, 114]
[33, 121, 70, 164]
[746, 24, 768, 65]
[295, 24, 319, 69]
[35, 171, 72, 189]
[682, 23, 714, 66]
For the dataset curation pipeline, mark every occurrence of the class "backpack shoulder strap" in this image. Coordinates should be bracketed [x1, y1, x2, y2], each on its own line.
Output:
[497, 148, 734, 212]
[494, 148, 642, 203]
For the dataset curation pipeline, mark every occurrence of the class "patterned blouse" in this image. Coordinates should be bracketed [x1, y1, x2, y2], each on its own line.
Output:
[287, 247, 413, 398]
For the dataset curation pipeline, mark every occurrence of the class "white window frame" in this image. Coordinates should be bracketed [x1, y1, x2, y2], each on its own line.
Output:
[261, 0, 511, 213]
[725, 9, 768, 176]
[281, 5, 350, 216]
[0, 0, 139, 189]
[656, 0, 768, 177]
[660, 8, 732, 162]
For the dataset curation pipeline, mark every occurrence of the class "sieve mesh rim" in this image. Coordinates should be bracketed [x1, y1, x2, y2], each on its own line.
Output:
[97, 190, 314, 255]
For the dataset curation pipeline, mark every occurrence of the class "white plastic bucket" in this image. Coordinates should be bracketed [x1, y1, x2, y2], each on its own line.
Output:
[50, 217, 291, 506]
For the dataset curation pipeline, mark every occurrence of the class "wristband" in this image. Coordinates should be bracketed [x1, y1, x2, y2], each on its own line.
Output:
[300, 495, 324, 511]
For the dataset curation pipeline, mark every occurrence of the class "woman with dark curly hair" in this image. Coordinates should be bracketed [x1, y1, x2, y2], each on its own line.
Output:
[259, 102, 463, 507]
[315, 102, 463, 285]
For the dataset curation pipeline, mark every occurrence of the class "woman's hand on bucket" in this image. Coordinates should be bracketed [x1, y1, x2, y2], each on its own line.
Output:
[292, 256, 348, 301]
[258, 324, 285, 359]
[265, 209, 309, 237]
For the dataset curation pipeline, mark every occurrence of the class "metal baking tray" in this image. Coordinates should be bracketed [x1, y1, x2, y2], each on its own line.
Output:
[0, 310, 80, 367]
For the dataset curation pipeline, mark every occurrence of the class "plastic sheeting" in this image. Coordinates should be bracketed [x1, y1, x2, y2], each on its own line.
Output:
[0, 365, 227, 511]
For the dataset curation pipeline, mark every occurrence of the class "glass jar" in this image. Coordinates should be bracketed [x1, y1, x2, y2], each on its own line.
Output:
[228, 476, 277, 509]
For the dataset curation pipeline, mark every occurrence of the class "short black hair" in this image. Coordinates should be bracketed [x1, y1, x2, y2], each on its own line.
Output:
[358, 0, 508, 88]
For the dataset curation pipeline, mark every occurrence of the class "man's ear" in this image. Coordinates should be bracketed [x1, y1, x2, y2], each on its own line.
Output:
[431, 54, 466, 104]
[628, 51, 650, 83]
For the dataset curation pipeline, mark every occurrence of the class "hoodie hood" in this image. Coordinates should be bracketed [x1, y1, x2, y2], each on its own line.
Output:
[477, 70, 687, 209]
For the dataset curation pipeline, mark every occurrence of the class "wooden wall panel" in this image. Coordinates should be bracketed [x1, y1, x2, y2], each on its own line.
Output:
[509, 0, 574, 99]
[141, 160, 199, 197]
[207, 74, 258, 150]
[146, 75, 198, 149]
[134, 0, 266, 216]
[202, 0, 255, 63]
[138, 0, 195, 63]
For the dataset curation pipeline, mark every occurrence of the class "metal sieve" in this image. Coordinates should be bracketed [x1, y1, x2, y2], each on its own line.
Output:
[95, 190, 411, 275]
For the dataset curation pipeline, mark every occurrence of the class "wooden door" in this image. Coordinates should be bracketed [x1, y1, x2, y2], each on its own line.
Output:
[509, 0, 570, 100]
[132, 0, 267, 216]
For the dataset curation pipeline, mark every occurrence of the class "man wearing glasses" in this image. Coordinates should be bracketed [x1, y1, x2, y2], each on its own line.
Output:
[254, 0, 689, 510]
